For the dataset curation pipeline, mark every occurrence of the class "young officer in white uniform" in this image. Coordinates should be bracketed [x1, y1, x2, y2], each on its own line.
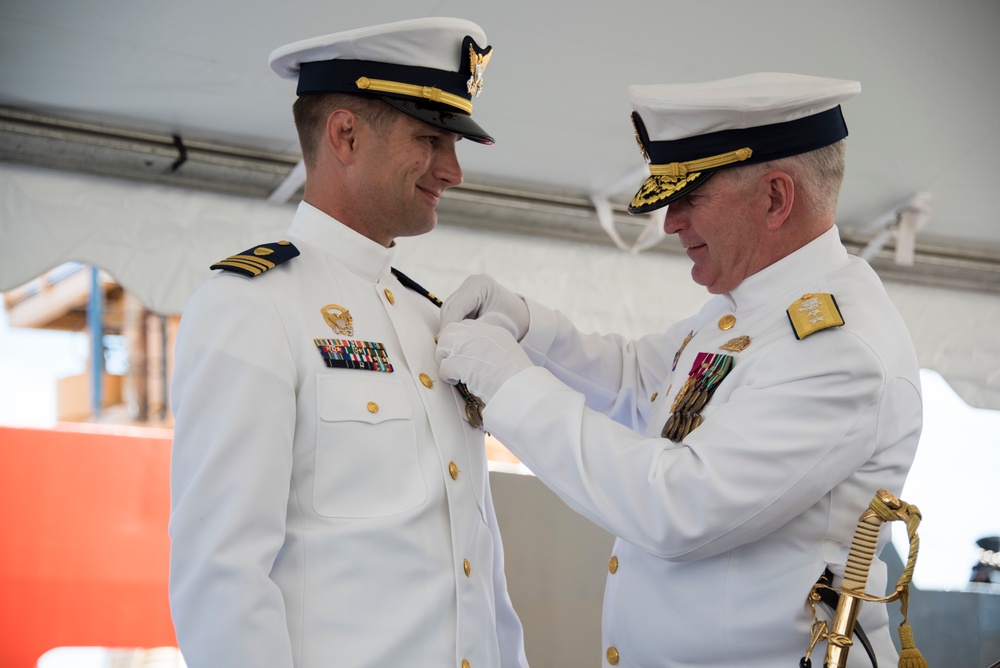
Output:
[436, 73, 922, 667]
[169, 18, 528, 668]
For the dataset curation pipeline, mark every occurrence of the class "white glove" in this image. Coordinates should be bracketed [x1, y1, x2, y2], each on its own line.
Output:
[436, 321, 533, 404]
[439, 274, 530, 341]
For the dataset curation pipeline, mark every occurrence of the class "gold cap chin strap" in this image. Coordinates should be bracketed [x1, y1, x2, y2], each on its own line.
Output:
[355, 76, 473, 114]
[648, 147, 753, 178]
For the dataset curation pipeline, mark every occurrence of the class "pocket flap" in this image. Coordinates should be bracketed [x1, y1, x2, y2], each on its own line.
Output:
[317, 374, 413, 424]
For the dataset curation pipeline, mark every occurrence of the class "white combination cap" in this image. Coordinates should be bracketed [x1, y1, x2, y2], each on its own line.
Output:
[269, 17, 495, 144]
[627, 72, 861, 213]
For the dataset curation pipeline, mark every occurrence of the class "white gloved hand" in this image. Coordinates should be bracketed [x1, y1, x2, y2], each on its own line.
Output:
[436, 321, 533, 404]
[438, 274, 530, 341]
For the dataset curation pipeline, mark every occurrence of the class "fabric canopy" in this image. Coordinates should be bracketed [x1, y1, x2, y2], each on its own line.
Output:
[2, 162, 998, 411]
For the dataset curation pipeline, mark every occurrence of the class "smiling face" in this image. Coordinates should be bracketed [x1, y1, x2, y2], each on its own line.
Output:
[351, 110, 464, 246]
[661, 168, 775, 295]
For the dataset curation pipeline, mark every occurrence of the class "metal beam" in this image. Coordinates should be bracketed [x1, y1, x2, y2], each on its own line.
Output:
[3, 105, 999, 294]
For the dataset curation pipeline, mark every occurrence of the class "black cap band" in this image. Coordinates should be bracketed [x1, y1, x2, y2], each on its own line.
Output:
[638, 106, 849, 168]
[297, 59, 465, 101]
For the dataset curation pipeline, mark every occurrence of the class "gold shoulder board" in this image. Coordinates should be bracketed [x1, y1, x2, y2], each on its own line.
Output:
[786, 293, 845, 340]
[210, 240, 299, 277]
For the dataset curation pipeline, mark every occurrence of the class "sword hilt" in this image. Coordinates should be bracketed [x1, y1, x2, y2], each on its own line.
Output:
[824, 490, 900, 666]
[827, 488, 924, 668]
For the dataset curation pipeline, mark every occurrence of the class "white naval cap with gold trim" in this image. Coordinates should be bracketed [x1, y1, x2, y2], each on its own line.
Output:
[269, 17, 495, 144]
[627, 72, 861, 214]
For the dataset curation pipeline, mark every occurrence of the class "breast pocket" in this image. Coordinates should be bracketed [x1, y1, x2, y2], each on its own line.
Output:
[314, 374, 427, 518]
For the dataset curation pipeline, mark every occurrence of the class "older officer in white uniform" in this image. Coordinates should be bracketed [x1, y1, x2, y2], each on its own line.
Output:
[436, 73, 922, 667]
[169, 18, 528, 668]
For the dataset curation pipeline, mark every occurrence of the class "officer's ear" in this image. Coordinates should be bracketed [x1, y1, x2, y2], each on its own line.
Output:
[326, 109, 361, 164]
[760, 170, 794, 231]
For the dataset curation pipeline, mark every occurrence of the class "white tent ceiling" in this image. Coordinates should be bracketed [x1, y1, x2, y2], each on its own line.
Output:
[1, 0, 999, 250]
[1, 1, 999, 412]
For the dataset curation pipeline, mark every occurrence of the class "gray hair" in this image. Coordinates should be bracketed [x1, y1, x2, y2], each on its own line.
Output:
[731, 140, 846, 219]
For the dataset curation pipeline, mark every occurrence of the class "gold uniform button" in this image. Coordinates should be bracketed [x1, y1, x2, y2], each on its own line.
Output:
[366, 401, 379, 413]
[608, 555, 618, 574]
[463, 558, 472, 577]
[449, 461, 460, 480]
[462, 660, 471, 668]
[650, 392, 658, 402]
[384, 288, 395, 304]
[606, 646, 620, 665]
[718, 314, 736, 330]
[419, 373, 434, 389]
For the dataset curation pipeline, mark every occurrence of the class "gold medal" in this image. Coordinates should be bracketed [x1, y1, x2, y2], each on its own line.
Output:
[457, 382, 485, 429]
[660, 352, 735, 442]
[466, 400, 483, 429]
[690, 389, 709, 414]
[661, 413, 677, 439]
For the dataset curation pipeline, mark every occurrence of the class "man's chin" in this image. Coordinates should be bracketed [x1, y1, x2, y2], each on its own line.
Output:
[399, 216, 438, 239]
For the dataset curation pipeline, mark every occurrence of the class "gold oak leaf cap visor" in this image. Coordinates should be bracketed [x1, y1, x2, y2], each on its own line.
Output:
[269, 17, 495, 144]
[627, 72, 861, 214]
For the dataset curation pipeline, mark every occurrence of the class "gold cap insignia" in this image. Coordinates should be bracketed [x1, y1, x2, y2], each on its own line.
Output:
[631, 114, 650, 163]
[322, 304, 354, 337]
[466, 44, 492, 97]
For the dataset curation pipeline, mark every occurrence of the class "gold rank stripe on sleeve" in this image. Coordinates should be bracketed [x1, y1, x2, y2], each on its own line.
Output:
[210, 241, 300, 277]
[786, 293, 845, 340]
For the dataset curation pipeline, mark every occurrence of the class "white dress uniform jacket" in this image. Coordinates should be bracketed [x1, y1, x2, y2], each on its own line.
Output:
[170, 202, 528, 668]
[485, 227, 921, 667]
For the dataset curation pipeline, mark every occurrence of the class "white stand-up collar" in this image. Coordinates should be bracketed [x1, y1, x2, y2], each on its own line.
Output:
[724, 226, 849, 313]
[285, 201, 397, 282]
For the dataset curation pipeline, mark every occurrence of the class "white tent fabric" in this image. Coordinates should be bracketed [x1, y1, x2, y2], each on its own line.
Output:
[2, 162, 999, 411]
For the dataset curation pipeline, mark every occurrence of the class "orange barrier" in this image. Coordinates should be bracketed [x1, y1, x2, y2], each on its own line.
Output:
[0, 424, 177, 668]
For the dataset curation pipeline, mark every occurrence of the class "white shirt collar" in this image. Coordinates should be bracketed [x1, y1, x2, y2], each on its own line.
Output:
[285, 201, 397, 282]
[723, 226, 849, 313]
